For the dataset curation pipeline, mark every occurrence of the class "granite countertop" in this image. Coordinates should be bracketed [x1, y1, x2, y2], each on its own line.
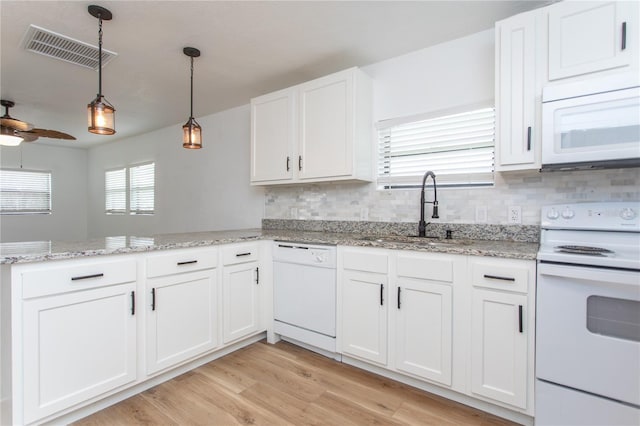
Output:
[0, 227, 539, 265]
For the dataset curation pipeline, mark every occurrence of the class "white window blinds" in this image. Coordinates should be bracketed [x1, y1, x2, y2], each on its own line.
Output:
[129, 163, 154, 214]
[0, 169, 51, 214]
[377, 107, 495, 188]
[105, 168, 126, 214]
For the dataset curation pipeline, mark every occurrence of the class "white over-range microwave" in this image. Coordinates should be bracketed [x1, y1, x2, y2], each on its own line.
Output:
[541, 73, 640, 171]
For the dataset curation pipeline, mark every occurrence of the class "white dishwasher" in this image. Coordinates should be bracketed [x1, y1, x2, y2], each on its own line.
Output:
[272, 242, 337, 355]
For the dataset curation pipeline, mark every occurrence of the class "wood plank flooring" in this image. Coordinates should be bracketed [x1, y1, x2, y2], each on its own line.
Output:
[74, 340, 517, 426]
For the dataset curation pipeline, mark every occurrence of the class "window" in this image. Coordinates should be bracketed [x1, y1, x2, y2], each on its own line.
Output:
[0, 169, 52, 214]
[105, 168, 126, 214]
[105, 162, 154, 215]
[377, 107, 495, 189]
[129, 163, 154, 214]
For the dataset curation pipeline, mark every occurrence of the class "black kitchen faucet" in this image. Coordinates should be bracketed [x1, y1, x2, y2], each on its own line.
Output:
[418, 170, 439, 237]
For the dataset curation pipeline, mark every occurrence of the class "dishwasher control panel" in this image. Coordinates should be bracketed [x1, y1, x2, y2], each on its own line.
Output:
[272, 242, 337, 268]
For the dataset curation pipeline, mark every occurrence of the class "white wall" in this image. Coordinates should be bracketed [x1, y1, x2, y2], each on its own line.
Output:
[0, 144, 88, 242]
[87, 104, 264, 238]
[264, 29, 640, 225]
[365, 29, 495, 123]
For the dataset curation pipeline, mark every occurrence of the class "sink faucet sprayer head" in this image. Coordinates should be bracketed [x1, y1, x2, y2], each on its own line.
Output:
[418, 170, 439, 237]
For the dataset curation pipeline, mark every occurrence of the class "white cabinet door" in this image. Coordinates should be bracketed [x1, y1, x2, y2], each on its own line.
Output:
[298, 69, 354, 180]
[250, 88, 296, 183]
[222, 261, 260, 343]
[146, 269, 218, 375]
[470, 288, 528, 409]
[22, 283, 137, 424]
[495, 10, 539, 170]
[341, 270, 388, 365]
[548, 1, 638, 80]
[395, 279, 452, 386]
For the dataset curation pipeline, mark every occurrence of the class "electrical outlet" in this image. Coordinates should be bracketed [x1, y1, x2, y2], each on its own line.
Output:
[290, 207, 298, 219]
[360, 207, 369, 221]
[508, 206, 522, 224]
[475, 206, 487, 223]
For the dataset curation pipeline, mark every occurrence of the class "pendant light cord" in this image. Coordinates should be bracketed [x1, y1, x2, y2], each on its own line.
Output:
[97, 14, 103, 97]
[189, 56, 194, 119]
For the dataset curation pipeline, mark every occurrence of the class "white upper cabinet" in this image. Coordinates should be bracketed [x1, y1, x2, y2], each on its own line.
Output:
[547, 1, 638, 81]
[495, 10, 541, 170]
[250, 67, 373, 185]
[250, 88, 296, 182]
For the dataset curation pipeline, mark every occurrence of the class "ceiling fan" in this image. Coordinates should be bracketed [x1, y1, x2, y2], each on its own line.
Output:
[0, 99, 76, 146]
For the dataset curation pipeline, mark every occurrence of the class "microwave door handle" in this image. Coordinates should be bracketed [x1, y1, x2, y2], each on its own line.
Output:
[527, 126, 532, 151]
[622, 22, 627, 51]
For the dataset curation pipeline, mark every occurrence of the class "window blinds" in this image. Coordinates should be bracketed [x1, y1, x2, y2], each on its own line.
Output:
[0, 169, 51, 214]
[105, 168, 126, 214]
[129, 163, 154, 214]
[377, 107, 495, 188]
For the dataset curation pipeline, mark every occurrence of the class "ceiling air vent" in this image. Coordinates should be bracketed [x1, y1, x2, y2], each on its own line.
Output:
[22, 24, 117, 71]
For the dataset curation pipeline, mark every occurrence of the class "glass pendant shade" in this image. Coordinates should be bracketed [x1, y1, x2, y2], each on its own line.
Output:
[0, 126, 23, 146]
[182, 117, 202, 149]
[88, 95, 115, 135]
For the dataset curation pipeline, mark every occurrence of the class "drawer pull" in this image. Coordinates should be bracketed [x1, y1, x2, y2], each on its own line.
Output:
[177, 260, 198, 266]
[380, 284, 384, 306]
[236, 252, 252, 257]
[518, 305, 524, 333]
[71, 273, 104, 281]
[151, 288, 156, 311]
[483, 274, 515, 282]
[131, 291, 136, 316]
[286, 156, 291, 172]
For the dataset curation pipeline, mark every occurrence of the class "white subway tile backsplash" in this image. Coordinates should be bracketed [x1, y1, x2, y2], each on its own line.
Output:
[265, 168, 640, 225]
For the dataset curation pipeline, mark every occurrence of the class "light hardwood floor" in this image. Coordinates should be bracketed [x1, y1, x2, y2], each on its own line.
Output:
[74, 340, 517, 425]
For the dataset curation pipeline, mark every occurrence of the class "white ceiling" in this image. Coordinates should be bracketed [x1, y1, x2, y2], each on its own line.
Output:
[1, 1, 546, 148]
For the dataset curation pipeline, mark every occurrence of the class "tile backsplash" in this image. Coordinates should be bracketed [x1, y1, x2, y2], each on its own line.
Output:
[264, 168, 640, 225]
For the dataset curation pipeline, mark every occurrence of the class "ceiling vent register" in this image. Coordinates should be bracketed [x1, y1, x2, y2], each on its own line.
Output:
[22, 24, 117, 71]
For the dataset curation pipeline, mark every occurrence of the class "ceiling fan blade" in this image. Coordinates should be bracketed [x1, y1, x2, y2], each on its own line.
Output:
[17, 132, 39, 142]
[0, 117, 34, 132]
[27, 128, 76, 140]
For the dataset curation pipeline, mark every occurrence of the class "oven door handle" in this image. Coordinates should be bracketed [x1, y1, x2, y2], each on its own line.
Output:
[538, 262, 639, 288]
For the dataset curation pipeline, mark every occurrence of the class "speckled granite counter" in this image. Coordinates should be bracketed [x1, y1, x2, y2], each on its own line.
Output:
[1, 225, 539, 265]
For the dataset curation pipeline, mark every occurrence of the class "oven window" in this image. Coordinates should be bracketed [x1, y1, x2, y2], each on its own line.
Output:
[587, 296, 640, 342]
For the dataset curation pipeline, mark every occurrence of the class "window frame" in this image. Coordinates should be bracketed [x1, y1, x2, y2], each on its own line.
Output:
[104, 161, 155, 215]
[376, 104, 495, 190]
[0, 168, 52, 215]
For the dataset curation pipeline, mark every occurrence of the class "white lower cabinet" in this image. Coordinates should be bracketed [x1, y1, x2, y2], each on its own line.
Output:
[339, 248, 389, 365]
[146, 270, 218, 374]
[470, 288, 527, 408]
[468, 257, 535, 411]
[341, 269, 388, 365]
[393, 252, 459, 387]
[145, 248, 220, 375]
[17, 257, 138, 425]
[338, 247, 536, 417]
[222, 243, 262, 344]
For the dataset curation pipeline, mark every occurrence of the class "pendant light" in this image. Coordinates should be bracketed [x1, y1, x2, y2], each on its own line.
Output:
[182, 47, 202, 149]
[87, 5, 115, 135]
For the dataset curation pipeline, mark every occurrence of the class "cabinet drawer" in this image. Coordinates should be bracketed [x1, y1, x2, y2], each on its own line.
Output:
[222, 242, 260, 266]
[342, 249, 388, 274]
[471, 259, 532, 293]
[146, 247, 218, 278]
[397, 253, 454, 283]
[21, 257, 137, 299]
